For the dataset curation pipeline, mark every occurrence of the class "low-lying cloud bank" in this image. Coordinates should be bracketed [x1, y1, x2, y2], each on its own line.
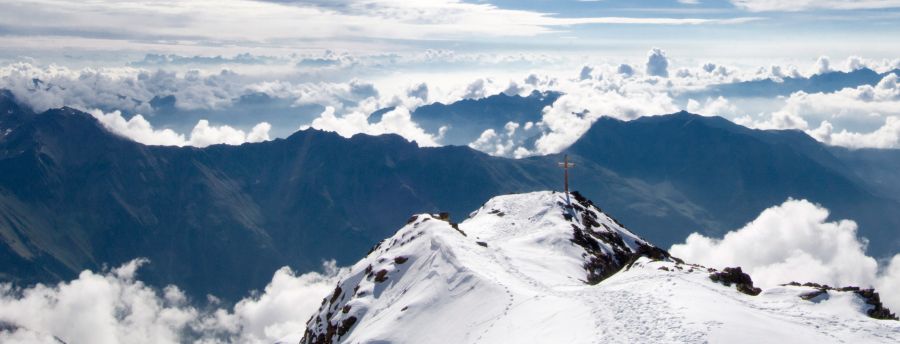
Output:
[90, 110, 272, 147]
[737, 73, 900, 149]
[306, 106, 446, 147]
[4, 51, 900, 154]
[0, 260, 344, 344]
[670, 199, 900, 312]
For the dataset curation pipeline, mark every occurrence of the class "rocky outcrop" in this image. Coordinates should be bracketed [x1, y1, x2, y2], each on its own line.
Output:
[708, 267, 762, 296]
[784, 282, 898, 320]
[566, 191, 675, 284]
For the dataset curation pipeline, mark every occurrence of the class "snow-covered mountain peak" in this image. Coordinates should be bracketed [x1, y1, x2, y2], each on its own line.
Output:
[299, 191, 899, 344]
[462, 191, 668, 285]
[299, 191, 678, 344]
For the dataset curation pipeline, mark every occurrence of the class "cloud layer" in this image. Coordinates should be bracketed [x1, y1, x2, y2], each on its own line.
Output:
[670, 199, 900, 311]
[4, 50, 900, 153]
[0, 260, 343, 344]
[306, 106, 445, 147]
[0, 0, 760, 53]
[737, 73, 900, 149]
[731, 0, 900, 11]
[90, 110, 271, 147]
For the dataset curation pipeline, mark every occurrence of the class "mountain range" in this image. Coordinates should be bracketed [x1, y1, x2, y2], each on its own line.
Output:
[687, 67, 900, 98]
[1, 89, 899, 301]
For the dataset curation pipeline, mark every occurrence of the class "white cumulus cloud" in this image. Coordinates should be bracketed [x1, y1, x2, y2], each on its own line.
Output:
[815, 56, 832, 75]
[530, 81, 678, 155]
[687, 96, 738, 116]
[469, 121, 533, 158]
[737, 73, 900, 148]
[670, 198, 900, 311]
[89, 110, 272, 147]
[307, 106, 445, 147]
[0, 260, 344, 344]
[810, 116, 900, 149]
[646, 48, 670, 78]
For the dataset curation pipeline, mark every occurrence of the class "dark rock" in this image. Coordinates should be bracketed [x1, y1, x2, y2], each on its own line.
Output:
[476, 241, 488, 247]
[329, 286, 342, 304]
[374, 269, 388, 283]
[394, 256, 408, 264]
[567, 193, 677, 285]
[366, 241, 384, 256]
[709, 267, 762, 296]
[855, 288, 897, 320]
[337, 316, 357, 336]
[785, 282, 898, 320]
[451, 223, 467, 236]
[799, 290, 827, 301]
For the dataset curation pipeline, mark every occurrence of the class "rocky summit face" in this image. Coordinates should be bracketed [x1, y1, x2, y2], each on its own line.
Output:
[297, 191, 898, 344]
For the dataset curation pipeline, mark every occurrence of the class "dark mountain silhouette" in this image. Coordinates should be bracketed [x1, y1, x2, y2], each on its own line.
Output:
[369, 90, 560, 146]
[689, 68, 899, 98]
[829, 147, 900, 200]
[567, 111, 900, 252]
[145, 92, 324, 138]
[1, 91, 898, 301]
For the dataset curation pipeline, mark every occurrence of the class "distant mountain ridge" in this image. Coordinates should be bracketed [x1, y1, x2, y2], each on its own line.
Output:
[691, 67, 900, 98]
[568, 111, 900, 251]
[370, 90, 560, 146]
[0, 91, 563, 299]
[1, 90, 899, 301]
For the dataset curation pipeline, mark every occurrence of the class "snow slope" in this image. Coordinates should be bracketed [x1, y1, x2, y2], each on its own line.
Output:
[298, 191, 899, 344]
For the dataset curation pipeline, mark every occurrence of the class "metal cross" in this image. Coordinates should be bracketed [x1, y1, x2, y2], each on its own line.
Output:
[558, 154, 575, 194]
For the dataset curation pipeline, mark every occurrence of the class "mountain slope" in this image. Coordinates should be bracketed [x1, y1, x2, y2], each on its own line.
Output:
[2, 89, 900, 301]
[565, 111, 900, 254]
[299, 192, 898, 344]
[0, 105, 555, 299]
[828, 147, 900, 200]
[0, 93, 705, 300]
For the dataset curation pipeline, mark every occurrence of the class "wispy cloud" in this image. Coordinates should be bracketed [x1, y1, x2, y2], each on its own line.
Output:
[0, 0, 761, 52]
[732, 0, 900, 12]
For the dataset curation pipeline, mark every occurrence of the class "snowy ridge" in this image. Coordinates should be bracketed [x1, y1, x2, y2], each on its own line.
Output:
[462, 191, 670, 285]
[298, 191, 899, 344]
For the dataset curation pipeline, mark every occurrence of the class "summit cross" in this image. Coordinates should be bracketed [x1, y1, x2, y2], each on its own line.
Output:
[558, 154, 575, 194]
